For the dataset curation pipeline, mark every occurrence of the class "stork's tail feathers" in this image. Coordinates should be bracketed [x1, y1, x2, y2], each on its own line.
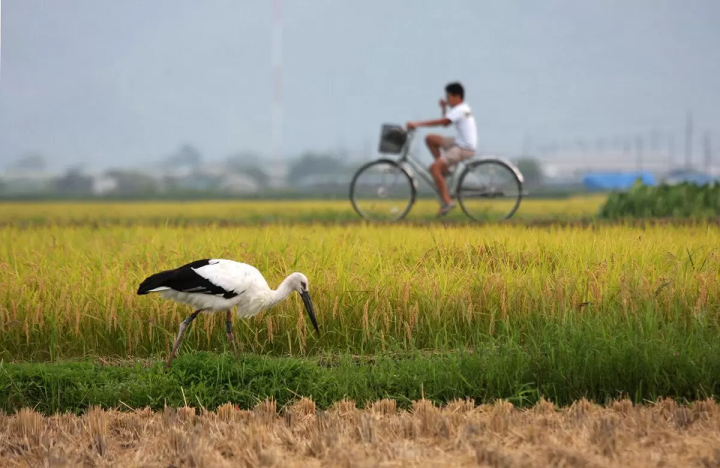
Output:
[137, 270, 174, 295]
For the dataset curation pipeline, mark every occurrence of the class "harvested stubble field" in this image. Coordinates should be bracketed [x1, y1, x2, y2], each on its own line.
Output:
[3, 397, 720, 467]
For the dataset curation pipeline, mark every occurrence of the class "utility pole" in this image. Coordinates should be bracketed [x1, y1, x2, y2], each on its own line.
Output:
[623, 138, 632, 161]
[704, 131, 712, 173]
[0, 0, 3, 77]
[668, 135, 675, 172]
[596, 138, 606, 154]
[685, 111, 693, 170]
[635, 135, 643, 171]
[270, 0, 284, 187]
[649, 129, 659, 171]
[650, 128, 659, 152]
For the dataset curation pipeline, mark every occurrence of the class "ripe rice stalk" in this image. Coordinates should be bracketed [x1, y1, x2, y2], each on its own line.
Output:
[0, 213, 717, 359]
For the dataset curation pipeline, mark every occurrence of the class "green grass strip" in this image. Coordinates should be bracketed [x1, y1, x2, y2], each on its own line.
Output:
[2, 339, 719, 415]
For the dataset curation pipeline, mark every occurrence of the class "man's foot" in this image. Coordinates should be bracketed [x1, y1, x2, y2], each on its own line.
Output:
[437, 202, 457, 218]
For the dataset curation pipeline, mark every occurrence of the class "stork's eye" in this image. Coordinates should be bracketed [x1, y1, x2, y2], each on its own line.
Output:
[301, 281, 307, 290]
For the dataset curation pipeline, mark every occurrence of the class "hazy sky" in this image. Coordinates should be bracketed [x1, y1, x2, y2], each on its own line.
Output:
[1, 0, 719, 170]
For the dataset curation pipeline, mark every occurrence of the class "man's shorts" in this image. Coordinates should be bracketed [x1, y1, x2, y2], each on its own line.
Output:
[440, 137, 475, 166]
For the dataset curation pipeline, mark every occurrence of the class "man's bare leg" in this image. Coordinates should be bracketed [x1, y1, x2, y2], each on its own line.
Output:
[425, 134, 452, 176]
[430, 159, 453, 206]
[166, 310, 202, 370]
[425, 134, 443, 160]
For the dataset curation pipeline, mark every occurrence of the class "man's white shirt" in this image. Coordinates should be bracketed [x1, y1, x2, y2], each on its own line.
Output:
[445, 102, 477, 151]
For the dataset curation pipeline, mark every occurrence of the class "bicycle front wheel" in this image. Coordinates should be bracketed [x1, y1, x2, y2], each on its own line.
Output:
[350, 159, 416, 222]
[457, 159, 523, 221]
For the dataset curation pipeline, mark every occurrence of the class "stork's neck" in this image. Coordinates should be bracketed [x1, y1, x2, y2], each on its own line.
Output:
[262, 275, 295, 309]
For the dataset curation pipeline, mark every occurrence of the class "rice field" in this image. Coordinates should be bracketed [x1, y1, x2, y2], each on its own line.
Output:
[0, 195, 606, 225]
[1, 198, 719, 464]
[3, 397, 720, 467]
[0, 218, 718, 360]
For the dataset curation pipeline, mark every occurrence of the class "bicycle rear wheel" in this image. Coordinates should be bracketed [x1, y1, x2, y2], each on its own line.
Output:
[457, 159, 523, 221]
[350, 159, 416, 222]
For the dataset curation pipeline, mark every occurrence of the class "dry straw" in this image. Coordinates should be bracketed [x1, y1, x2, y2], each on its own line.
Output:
[1, 397, 719, 467]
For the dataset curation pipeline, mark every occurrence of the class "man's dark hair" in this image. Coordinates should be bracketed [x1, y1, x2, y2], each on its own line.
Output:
[445, 82, 464, 99]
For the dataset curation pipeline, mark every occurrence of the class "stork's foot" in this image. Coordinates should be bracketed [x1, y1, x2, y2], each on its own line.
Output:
[226, 317, 238, 355]
[226, 332, 238, 354]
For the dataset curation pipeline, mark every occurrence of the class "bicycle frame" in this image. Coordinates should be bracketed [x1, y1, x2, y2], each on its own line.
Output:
[393, 129, 466, 200]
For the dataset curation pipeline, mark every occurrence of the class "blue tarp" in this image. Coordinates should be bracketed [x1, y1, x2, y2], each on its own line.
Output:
[582, 172, 656, 191]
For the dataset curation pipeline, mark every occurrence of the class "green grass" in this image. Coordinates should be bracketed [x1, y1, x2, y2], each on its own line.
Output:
[3, 312, 720, 415]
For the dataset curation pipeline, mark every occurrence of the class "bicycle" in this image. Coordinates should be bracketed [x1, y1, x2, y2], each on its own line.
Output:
[349, 124, 525, 222]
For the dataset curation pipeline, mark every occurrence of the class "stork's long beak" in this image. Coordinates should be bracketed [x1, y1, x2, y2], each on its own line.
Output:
[300, 291, 320, 335]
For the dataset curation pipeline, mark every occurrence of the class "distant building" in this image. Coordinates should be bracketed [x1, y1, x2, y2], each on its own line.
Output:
[266, 163, 288, 189]
[664, 170, 717, 186]
[539, 149, 670, 180]
[91, 175, 120, 195]
[0, 169, 58, 194]
[219, 174, 260, 194]
[148, 163, 262, 194]
[295, 174, 352, 189]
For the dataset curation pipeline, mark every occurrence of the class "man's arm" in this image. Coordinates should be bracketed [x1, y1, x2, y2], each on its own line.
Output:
[406, 117, 451, 130]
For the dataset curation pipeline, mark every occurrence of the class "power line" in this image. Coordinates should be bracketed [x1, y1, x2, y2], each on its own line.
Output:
[668, 136, 676, 171]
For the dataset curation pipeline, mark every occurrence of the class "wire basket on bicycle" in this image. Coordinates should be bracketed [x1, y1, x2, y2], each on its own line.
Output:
[378, 124, 408, 154]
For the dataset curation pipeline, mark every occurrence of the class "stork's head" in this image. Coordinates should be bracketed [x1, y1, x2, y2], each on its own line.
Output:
[287, 272, 310, 294]
[287, 272, 319, 335]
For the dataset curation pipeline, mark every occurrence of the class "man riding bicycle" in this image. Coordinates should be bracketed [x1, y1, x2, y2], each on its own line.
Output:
[407, 82, 477, 217]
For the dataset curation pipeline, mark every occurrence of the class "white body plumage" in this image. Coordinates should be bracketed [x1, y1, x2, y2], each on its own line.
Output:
[152, 260, 279, 317]
[139, 258, 315, 321]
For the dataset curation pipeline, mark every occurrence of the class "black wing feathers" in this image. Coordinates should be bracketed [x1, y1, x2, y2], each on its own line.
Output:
[137, 259, 239, 298]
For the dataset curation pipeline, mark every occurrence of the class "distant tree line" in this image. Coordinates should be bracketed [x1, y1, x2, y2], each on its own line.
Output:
[1, 144, 549, 198]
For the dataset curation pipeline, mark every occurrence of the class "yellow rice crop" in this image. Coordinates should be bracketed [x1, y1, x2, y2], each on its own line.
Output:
[0, 195, 606, 224]
[0, 219, 717, 358]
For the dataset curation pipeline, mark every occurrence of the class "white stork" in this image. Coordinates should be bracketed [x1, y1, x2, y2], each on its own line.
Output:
[137, 259, 319, 369]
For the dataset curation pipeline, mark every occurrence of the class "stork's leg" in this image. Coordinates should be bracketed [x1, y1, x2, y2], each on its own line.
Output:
[226, 310, 238, 354]
[165, 310, 201, 370]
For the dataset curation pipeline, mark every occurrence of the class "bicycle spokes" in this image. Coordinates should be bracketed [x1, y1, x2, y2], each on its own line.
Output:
[457, 160, 523, 221]
[350, 160, 415, 222]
